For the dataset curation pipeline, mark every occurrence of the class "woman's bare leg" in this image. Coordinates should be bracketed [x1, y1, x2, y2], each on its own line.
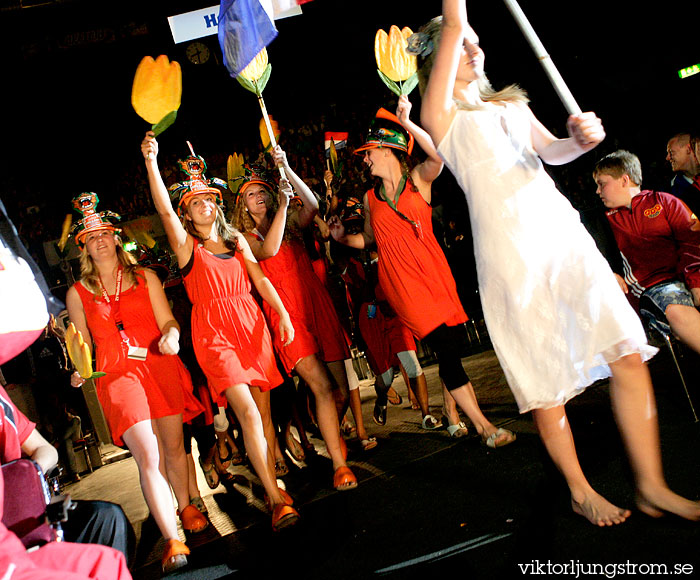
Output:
[531, 406, 630, 526]
[608, 354, 700, 520]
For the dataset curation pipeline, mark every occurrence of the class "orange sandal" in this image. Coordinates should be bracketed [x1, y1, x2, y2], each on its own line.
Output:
[177, 504, 208, 533]
[333, 465, 358, 491]
[271, 503, 300, 531]
[265, 488, 294, 511]
[161, 539, 190, 574]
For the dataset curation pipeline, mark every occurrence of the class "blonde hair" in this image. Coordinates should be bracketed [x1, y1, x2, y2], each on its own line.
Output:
[182, 202, 240, 252]
[593, 150, 643, 187]
[231, 183, 301, 243]
[78, 235, 143, 295]
[416, 16, 529, 109]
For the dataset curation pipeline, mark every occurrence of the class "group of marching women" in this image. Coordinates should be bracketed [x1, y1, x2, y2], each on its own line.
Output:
[63, 0, 700, 572]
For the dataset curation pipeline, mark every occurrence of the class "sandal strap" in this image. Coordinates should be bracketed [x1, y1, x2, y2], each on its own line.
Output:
[162, 539, 190, 572]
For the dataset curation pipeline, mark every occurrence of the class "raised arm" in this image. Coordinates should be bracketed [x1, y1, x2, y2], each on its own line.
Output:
[271, 146, 319, 229]
[420, 0, 466, 145]
[396, 95, 443, 199]
[328, 192, 375, 250]
[245, 178, 294, 261]
[141, 132, 193, 267]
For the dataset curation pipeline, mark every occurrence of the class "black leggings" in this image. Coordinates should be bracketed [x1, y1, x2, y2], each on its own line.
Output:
[422, 323, 471, 391]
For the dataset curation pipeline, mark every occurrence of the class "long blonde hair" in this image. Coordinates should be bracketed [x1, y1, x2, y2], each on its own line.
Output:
[231, 184, 301, 243]
[183, 202, 240, 252]
[78, 235, 143, 295]
[416, 16, 529, 109]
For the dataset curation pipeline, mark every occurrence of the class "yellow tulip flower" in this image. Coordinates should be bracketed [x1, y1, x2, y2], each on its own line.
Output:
[240, 48, 269, 83]
[375, 26, 417, 83]
[131, 55, 182, 125]
[227, 152, 245, 181]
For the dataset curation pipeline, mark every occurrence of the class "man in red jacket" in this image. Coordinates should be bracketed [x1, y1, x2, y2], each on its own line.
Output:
[593, 149, 700, 355]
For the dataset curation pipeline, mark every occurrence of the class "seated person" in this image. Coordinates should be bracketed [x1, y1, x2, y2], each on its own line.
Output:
[0, 383, 133, 563]
[593, 149, 700, 355]
[1, 464, 131, 580]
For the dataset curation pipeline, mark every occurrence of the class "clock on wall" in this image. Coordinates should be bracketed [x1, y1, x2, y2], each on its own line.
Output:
[185, 41, 210, 65]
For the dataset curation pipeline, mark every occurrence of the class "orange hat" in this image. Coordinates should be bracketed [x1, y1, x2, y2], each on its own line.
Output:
[168, 148, 227, 217]
[71, 192, 121, 246]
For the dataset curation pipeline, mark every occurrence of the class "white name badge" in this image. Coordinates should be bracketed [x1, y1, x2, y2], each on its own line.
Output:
[127, 345, 148, 361]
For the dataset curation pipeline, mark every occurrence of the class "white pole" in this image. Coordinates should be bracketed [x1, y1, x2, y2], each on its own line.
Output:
[502, 0, 582, 115]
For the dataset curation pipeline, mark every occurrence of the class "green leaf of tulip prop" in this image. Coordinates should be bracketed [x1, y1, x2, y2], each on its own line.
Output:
[375, 26, 418, 96]
[65, 323, 106, 379]
[131, 55, 182, 137]
[236, 48, 272, 97]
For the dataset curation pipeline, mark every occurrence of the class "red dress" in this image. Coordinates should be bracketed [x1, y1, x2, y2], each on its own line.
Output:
[182, 241, 282, 397]
[250, 233, 350, 373]
[367, 181, 467, 339]
[341, 258, 415, 375]
[358, 284, 416, 375]
[74, 275, 202, 446]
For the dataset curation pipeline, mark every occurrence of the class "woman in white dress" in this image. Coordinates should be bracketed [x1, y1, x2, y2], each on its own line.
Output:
[417, 0, 700, 525]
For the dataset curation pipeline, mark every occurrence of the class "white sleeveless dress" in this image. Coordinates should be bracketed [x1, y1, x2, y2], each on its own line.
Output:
[437, 102, 656, 412]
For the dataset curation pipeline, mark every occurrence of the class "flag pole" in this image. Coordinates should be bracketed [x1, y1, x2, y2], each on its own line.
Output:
[257, 94, 287, 180]
[501, 0, 581, 115]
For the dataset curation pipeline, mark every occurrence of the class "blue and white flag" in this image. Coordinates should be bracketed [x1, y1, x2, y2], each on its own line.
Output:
[218, 0, 278, 78]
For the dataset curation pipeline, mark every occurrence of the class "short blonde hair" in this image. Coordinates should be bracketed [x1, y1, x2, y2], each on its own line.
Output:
[416, 16, 529, 108]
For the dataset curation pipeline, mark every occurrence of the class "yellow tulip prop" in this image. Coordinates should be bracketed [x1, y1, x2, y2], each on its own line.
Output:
[375, 26, 418, 96]
[329, 138, 339, 176]
[259, 115, 280, 153]
[237, 48, 271, 96]
[57, 214, 72, 252]
[234, 47, 285, 178]
[131, 55, 182, 136]
[65, 323, 106, 379]
[227, 152, 245, 192]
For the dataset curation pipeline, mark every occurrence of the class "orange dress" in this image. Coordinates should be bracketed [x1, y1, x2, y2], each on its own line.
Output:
[182, 241, 282, 397]
[367, 181, 467, 339]
[74, 275, 203, 446]
[251, 233, 350, 373]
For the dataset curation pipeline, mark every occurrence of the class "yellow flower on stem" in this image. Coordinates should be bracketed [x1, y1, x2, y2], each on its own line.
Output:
[237, 48, 272, 97]
[131, 55, 182, 135]
[375, 25, 418, 96]
[65, 323, 105, 379]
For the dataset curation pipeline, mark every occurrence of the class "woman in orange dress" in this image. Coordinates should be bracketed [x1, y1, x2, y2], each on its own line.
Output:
[141, 133, 299, 531]
[65, 193, 206, 573]
[330, 96, 514, 447]
[231, 151, 359, 489]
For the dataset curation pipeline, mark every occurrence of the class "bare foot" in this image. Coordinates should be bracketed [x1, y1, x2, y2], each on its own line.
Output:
[637, 488, 700, 521]
[571, 492, 631, 526]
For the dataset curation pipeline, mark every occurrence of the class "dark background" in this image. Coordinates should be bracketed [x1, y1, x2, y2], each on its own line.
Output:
[1, 0, 698, 228]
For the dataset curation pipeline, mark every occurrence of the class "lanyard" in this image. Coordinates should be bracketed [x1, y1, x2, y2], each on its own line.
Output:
[378, 174, 422, 238]
[97, 266, 130, 347]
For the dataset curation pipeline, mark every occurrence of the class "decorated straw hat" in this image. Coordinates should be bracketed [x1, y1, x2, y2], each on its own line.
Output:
[354, 108, 414, 155]
[168, 148, 227, 217]
[232, 163, 277, 201]
[71, 192, 122, 246]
